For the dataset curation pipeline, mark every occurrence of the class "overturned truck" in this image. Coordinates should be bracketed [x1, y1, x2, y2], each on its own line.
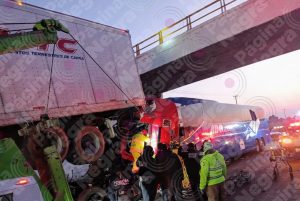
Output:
[0, 0, 145, 199]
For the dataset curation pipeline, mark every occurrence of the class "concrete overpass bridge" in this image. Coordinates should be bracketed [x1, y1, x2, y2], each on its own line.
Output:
[134, 0, 300, 96]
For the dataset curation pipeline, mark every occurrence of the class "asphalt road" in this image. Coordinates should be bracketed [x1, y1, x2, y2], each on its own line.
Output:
[226, 150, 300, 201]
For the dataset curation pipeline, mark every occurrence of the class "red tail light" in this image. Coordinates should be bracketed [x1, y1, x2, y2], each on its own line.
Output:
[16, 178, 29, 185]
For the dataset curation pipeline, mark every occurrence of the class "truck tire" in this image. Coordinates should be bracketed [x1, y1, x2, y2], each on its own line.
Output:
[29, 127, 69, 161]
[77, 187, 106, 201]
[73, 126, 105, 163]
[45, 127, 69, 160]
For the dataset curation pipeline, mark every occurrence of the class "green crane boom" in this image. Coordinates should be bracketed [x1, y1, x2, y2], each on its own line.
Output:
[0, 19, 69, 55]
[44, 146, 73, 201]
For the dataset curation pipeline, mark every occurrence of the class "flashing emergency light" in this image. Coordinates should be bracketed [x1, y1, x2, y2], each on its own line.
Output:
[274, 126, 284, 129]
[290, 122, 300, 127]
[282, 138, 292, 144]
[16, 178, 29, 185]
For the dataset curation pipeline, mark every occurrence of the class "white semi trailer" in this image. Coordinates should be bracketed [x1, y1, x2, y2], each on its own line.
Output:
[0, 1, 145, 200]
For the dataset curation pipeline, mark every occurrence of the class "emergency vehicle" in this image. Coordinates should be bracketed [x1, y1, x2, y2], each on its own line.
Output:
[142, 97, 270, 160]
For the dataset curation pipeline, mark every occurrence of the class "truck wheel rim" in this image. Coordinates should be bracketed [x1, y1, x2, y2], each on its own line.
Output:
[32, 127, 69, 161]
[74, 126, 105, 162]
[81, 132, 100, 155]
[46, 131, 63, 154]
[45, 128, 69, 160]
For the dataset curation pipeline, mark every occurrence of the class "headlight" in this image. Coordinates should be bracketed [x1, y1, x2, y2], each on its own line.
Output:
[282, 138, 292, 144]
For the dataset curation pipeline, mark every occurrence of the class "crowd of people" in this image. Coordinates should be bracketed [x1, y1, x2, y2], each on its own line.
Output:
[136, 143, 182, 201]
[135, 141, 227, 201]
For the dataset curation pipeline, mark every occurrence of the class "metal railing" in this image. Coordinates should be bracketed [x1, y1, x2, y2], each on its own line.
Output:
[133, 0, 247, 56]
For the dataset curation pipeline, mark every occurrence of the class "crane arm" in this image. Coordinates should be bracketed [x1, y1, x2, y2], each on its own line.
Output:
[0, 19, 69, 55]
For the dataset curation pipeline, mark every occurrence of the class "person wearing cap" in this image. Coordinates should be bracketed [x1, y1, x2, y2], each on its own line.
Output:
[199, 141, 227, 201]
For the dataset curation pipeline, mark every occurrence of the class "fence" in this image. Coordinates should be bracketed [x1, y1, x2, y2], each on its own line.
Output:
[133, 0, 247, 56]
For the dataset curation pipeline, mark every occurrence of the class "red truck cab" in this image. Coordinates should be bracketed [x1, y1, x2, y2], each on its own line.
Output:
[140, 98, 180, 151]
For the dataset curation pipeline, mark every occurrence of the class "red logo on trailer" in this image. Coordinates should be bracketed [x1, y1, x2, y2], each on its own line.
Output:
[57, 38, 77, 54]
[38, 38, 77, 54]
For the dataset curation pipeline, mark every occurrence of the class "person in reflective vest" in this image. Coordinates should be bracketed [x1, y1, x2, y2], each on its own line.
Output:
[199, 141, 227, 201]
[130, 130, 150, 173]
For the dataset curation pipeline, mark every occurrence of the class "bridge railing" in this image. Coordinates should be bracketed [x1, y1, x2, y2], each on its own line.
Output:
[133, 0, 247, 56]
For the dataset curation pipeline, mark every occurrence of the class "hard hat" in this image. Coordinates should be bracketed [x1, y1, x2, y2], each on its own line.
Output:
[203, 141, 213, 153]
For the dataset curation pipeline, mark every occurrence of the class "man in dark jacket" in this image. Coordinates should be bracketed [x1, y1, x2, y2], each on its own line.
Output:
[156, 143, 183, 201]
[136, 146, 158, 201]
[179, 143, 201, 200]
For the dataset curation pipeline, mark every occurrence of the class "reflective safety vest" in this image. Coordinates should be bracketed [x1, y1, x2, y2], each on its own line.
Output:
[130, 133, 149, 173]
[130, 133, 150, 155]
[199, 150, 227, 190]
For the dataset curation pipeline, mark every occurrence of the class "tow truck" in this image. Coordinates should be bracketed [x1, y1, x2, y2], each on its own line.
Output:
[0, 15, 144, 200]
[0, 1, 146, 200]
[0, 19, 73, 201]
